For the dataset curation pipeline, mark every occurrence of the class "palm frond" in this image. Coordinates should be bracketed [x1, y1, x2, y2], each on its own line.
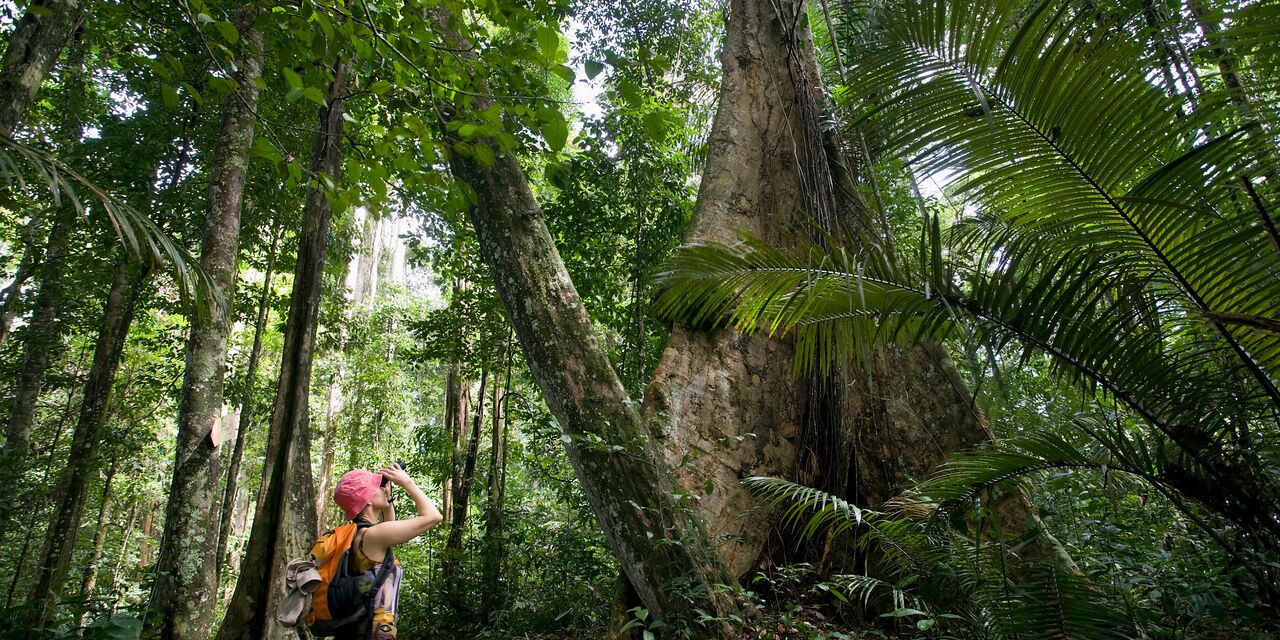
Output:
[0, 134, 221, 317]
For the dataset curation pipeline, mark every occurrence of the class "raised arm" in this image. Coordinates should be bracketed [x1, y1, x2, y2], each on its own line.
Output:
[361, 464, 442, 562]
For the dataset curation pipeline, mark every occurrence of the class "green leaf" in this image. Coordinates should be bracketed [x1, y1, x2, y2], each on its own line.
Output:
[369, 79, 392, 95]
[473, 142, 495, 167]
[179, 82, 203, 107]
[536, 24, 560, 60]
[282, 67, 303, 90]
[585, 59, 606, 80]
[160, 84, 180, 110]
[538, 108, 569, 152]
[642, 111, 668, 142]
[881, 608, 929, 618]
[917, 619, 936, 631]
[251, 137, 282, 163]
[301, 86, 325, 106]
[552, 65, 575, 84]
[214, 20, 239, 44]
[458, 123, 479, 140]
[617, 80, 643, 108]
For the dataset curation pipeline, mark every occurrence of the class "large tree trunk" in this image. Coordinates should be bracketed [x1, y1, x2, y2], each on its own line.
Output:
[216, 220, 281, 586]
[215, 55, 351, 640]
[149, 14, 264, 637]
[642, 0, 825, 577]
[641, 0, 1007, 579]
[0, 0, 89, 137]
[24, 258, 147, 627]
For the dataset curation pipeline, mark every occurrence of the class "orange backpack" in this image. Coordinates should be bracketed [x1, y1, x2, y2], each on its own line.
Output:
[304, 522, 396, 636]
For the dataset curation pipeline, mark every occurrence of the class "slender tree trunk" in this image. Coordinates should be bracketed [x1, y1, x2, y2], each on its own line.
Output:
[443, 358, 468, 522]
[108, 503, 136, 612]
[149, 14, 264, 637]
[446, 371, 488, 555]
[215, 220, 281, 586]
[0, 0, 90, 137]
[215, 54, 352, 640]
[3, 382, 74, 609]
[138, 509, 153, 568]
[434, 11, 738, 631]
[315, 371, 342, 526]
[25, 258, 148, 627]
[0, 208, 72, 524]
[484, 350, 512, 607]
[76, 460, 117, 634]
[0, 211, 48, 350]
[1186, 0, 1279, 182]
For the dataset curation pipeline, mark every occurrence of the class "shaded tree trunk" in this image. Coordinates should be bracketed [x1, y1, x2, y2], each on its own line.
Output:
[0, 210, 48, 350]
[24, 258, 147, 627]
[0, 209, 72, 524]
[215, 219, 282, 586]
[215, 54, 352, 640]
[77, 460, 117, 634]
[0, 0, 90, 137]
[484, 352, 512, 607]
[149, 13, 265, 637]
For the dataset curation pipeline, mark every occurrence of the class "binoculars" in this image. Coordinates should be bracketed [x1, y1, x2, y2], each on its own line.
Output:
[380, 460, 407, 487]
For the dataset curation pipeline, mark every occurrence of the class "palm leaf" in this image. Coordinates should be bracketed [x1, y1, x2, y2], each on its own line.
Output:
[0, 133, 221, 317]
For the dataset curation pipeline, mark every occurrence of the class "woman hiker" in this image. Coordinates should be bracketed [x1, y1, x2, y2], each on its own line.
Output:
[329, 463, 443, 639]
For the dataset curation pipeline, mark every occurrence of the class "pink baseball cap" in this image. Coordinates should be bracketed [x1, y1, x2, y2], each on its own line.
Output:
[333, 469, 383, 520]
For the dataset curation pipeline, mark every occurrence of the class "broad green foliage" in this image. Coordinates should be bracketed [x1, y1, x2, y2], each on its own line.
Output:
[2, 0, 1277, 636]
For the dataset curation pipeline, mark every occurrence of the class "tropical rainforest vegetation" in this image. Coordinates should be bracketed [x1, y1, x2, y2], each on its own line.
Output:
[0, 0, 1275, 637]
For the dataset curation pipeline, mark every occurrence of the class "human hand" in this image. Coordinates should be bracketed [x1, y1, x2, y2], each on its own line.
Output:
[378, 464, 412, 488]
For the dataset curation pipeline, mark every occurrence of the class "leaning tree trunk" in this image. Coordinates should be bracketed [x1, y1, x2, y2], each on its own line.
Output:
[24, 258, 147, 628]
[215, 55, 351, 640]
[216, 220, 281, 585]
[0, 0, 90, 137]
[434, 12, 738, 633]
[149, 13, 264, 637]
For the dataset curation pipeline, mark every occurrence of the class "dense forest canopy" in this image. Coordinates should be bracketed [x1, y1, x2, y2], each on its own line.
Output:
[0, 0, 1276, 638]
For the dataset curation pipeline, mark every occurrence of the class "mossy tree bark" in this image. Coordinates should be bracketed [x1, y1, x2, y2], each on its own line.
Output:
[148, 13, 265, 637]
[215, 54, 351, 640]
[0, 0, 89, 137]
[216, 220, 282, 584]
